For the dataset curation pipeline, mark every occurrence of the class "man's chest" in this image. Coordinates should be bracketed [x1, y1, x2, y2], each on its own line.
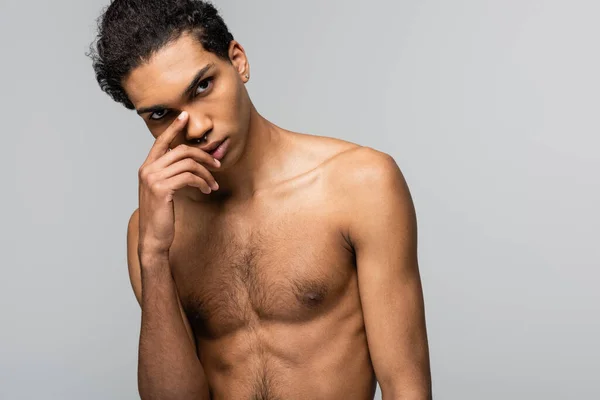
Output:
[168, 192, 356, 339]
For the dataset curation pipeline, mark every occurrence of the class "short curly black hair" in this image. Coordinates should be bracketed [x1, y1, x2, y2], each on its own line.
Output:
[87, 0, 234, 110]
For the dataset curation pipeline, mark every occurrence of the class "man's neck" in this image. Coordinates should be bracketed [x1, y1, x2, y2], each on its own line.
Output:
[209, 106, 291, 201]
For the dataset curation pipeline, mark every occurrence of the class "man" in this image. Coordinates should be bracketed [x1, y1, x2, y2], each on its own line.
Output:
[88, 1, 431, 399]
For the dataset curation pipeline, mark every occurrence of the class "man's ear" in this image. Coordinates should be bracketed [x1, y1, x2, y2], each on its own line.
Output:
[228, 40, 250, 79]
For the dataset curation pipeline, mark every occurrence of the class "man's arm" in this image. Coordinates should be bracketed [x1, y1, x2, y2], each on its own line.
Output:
[346, 149, 432, 399]
[127, 208, 210, 400]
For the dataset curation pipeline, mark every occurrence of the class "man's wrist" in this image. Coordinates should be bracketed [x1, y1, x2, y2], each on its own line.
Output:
[138, 248, 170, 269]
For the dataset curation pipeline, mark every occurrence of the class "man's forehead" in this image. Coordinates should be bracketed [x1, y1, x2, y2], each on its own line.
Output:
[123, 34, 215, 103]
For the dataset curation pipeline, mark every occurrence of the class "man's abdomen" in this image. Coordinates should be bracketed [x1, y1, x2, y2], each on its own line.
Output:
[197, 285, 377, 400]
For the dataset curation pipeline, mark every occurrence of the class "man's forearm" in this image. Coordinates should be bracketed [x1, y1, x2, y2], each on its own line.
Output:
[138, 254, 209, 400]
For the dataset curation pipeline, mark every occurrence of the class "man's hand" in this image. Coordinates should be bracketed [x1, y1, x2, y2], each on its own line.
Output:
[137, 110, 221, 259]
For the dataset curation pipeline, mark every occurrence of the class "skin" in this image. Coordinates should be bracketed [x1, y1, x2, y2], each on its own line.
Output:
[123, 32, 432, 399]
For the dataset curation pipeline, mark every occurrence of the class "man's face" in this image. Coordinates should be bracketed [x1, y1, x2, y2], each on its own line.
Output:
[122, 32, 251, 156]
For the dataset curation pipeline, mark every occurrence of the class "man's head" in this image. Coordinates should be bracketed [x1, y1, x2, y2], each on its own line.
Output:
[88, 0, 253, 157]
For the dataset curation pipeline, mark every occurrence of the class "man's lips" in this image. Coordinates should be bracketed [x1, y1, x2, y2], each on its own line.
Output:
[209, 138, 229, 161]
[200, 139, 225, 154]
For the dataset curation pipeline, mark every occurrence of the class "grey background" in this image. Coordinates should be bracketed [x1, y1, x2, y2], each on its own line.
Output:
[2, 0, 598, 399]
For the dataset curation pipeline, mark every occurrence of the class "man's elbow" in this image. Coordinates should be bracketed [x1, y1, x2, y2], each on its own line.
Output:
[379, 380, 432, 400]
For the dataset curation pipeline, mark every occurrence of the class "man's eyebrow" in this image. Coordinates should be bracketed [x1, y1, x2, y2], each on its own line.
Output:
[136, 63, 215, 115]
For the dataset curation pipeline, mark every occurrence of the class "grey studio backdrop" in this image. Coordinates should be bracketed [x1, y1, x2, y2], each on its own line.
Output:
[1, 0, 598, 399]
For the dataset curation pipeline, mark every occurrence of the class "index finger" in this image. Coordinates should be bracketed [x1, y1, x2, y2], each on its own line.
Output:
[145, 111, 188, 164]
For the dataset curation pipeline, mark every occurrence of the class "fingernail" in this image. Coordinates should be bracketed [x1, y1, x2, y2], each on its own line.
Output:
[214, 159, 221, 167]
[178, 111, 187, 120]
[212, 182, 219, 191]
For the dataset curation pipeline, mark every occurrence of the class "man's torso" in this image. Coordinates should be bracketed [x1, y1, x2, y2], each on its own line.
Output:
[169, 133, 377, 400]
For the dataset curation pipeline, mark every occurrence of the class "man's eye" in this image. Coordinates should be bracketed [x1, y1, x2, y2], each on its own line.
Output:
[149, 109, 168, 121]
[148, 78, 214, 121]
[195, 77, 213, 95]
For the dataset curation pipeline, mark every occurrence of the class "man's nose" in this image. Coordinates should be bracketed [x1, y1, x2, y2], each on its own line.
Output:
[185, 113, 213, 143]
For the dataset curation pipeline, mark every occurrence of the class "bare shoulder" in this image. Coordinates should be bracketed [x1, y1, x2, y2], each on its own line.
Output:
[317, 142, 416, 249]
[286, 131, 404, 193]
[287, 131, 360, 166]
[320, 143, 405, 193]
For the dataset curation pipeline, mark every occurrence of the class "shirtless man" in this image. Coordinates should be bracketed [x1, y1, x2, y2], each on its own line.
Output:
[89, 1, 431, 399]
